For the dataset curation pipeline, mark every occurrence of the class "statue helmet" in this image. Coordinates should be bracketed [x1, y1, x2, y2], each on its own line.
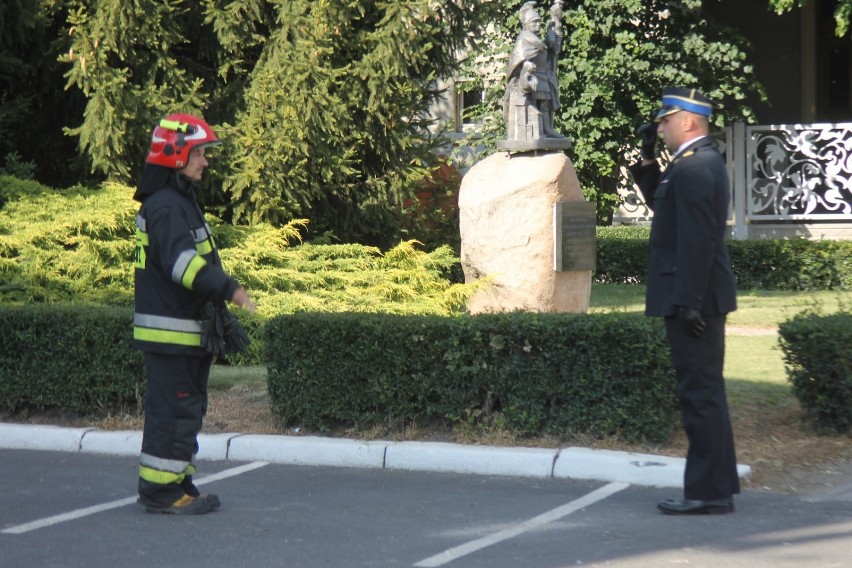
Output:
[520, 2, 541, 26]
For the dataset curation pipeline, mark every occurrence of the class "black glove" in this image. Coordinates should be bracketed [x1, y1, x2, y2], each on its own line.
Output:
[677, 306, 706, 337]
[220, 307, 251, 354]
[200, 302, 226, 356]
[636, 121, 658, 160]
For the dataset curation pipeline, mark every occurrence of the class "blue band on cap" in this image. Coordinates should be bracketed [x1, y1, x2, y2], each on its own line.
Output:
[661, 95, 713, 117]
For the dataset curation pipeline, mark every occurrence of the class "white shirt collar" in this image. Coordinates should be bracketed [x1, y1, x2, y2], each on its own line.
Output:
[675, 135, 708, 157]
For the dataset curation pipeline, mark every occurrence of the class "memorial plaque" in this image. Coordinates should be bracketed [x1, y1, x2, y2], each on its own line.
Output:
[553, 201, 597, 271]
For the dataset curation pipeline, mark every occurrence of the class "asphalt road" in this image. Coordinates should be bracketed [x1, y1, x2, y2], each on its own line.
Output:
[1, 450, 850, 568]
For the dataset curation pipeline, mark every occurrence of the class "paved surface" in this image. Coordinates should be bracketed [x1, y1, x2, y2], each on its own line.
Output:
[2, 424, 851, 567]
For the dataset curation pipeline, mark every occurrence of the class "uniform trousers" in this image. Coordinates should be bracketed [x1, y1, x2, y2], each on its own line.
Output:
[664, 314, 741, 501]
[138, 352, 212, 505]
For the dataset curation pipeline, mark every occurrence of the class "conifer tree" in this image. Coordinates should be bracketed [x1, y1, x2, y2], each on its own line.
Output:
[219, 0, 495, 243]
[0, 0, 83, 186]
[62, 0, 215, 181]
[60, 0, 495, 244]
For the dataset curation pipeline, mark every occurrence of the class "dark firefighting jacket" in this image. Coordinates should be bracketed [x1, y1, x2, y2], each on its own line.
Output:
[133, 173, 238, 355]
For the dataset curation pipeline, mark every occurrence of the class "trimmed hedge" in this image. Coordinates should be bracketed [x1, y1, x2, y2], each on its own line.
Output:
[595, 226, 650, 284]
[0, 305, 144, 415]
[595, 226, 852, 290]
[779, 310, 852, 435]
[728, 239, 852, 291]
[263, 311, 678, 443]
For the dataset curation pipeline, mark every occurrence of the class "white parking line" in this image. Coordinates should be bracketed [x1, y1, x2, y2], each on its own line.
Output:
[413, 481, 630, 567]
[2, 461, 269, 535]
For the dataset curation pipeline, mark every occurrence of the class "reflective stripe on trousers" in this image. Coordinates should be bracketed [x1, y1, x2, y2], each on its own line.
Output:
[139, 453, 197, 485]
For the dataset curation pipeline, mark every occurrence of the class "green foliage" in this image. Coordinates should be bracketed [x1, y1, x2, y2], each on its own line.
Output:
[728, 239, 852, 291]
[1, 152, 36, 180]
[62, 0, 212, 181]
[769, 0, 851, 36]
[233, 240, 473, 318]
[594, 226, 852, 291]
[595, 225, 650, 284]
[264, 311, 678, 442]
[0, 177, 137, 304]
[218, 1, 498, 244]
[0, 304, 144, 414]
[778, 309, 852, 434]
[457, 0, 765, 222]
[837, 1, 852, 37]
[399, 164, 462, 261]
[3, 0, 844, 237]
[0, 177, 474, 315]
[0, 1, 87, 187]
[768, 0, 807, 8]
[0, 174, 52, 209]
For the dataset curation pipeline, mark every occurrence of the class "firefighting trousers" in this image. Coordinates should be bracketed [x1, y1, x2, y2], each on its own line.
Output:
[138, 352, 212, 505]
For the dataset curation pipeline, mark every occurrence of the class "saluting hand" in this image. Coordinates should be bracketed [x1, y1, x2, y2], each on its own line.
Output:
[636, 121, 658, 160]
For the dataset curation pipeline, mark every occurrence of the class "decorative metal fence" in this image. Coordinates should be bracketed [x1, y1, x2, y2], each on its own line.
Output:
[740, 122, 852, 219]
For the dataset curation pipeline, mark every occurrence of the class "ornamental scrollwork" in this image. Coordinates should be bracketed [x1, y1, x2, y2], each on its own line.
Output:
[748, 124, 852, 219]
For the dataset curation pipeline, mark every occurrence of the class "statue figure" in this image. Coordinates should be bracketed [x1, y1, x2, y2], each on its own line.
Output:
[500, 1, 569, 149]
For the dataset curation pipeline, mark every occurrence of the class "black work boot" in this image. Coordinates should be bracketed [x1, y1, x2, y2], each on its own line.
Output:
[138, 493, 216, 515]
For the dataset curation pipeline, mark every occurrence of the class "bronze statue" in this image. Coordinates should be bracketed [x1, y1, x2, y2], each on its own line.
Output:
[498, 1, 571, 151]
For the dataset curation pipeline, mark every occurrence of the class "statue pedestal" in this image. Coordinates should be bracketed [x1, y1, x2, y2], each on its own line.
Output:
[459, 151, 592, 314]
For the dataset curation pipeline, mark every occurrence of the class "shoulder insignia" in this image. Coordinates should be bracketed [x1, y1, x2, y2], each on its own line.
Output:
[681, 150, 695, 158]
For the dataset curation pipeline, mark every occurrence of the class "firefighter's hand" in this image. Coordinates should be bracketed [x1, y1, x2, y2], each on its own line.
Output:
[232, 286, 256, 313]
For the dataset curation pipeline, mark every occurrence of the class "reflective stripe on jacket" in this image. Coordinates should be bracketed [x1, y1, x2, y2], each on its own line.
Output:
[133, 313, 203, 347]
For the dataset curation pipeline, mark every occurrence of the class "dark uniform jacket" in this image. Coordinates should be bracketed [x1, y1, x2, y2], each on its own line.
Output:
[133, 173, 238, 355]
[628, 136, 737, 318]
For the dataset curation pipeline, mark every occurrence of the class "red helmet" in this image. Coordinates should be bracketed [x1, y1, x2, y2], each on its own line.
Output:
[145, 113, 221, 169]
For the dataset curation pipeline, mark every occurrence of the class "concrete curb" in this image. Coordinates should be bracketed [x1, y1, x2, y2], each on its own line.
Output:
[552, 447, 750, 487]
[0, 423, 753, 488]
[228, 434, 387, 469]
[385, 441, 557, 478]
[0, 424, 94, 452]
[80, 430, 142, 456]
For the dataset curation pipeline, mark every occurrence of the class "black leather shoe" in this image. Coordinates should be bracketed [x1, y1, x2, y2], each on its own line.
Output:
[657, 498, 734, 515]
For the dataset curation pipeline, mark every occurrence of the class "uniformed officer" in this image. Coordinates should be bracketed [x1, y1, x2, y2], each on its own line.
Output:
[133, 113, 256, 514]
[629, 88, 740, 515]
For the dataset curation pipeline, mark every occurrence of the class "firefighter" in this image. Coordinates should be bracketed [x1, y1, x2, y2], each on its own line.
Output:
[133, 113, 255, 514]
